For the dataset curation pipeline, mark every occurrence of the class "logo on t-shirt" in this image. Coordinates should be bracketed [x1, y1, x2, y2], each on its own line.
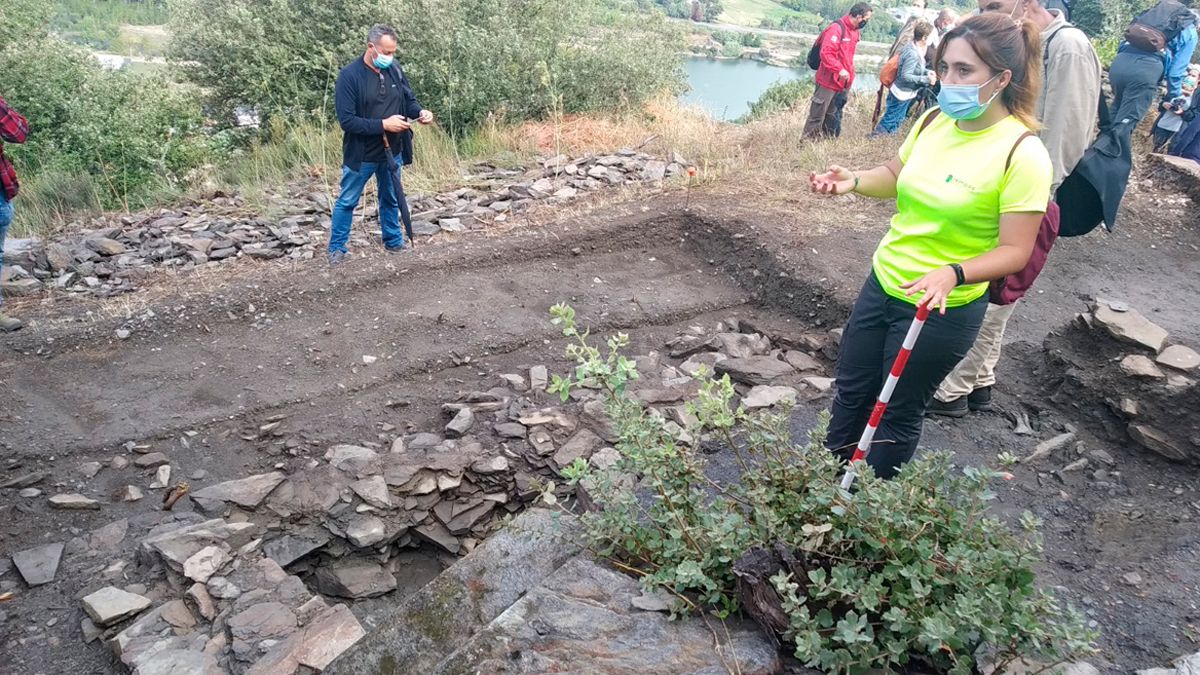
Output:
[945, 174, 979, 192]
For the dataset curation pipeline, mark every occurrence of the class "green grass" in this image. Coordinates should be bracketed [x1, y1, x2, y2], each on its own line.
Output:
[719, 0, 802, 27]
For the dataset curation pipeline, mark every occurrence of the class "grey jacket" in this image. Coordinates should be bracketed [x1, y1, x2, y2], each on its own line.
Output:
[1038, 11, 1102, 192]
[894, 42, 931, 93]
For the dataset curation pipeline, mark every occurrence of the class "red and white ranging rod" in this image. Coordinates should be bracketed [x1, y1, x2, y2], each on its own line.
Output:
[839, 303, 932, 491]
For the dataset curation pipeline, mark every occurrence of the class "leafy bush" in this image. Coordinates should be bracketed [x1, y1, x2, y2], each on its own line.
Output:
[0, 0, 210, 225]
[721, 41, 746, 58]
[170, 0, 687, 134]
[738, 78, 816, 122]
[711, 29, 737, 44]
[547, 304, 1097, 674]
[741, 32, 765, 48]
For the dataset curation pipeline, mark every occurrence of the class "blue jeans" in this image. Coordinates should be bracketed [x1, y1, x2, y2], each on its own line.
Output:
[872, 92, 913, 136]
[0, 192, 11, 309]
[329, 161, 407, 252]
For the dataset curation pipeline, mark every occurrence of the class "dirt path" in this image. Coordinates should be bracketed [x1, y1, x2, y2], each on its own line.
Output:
[2, 171, 1199, 672]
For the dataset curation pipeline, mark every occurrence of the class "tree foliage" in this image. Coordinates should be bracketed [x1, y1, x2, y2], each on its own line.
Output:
[169, 0, 688, 134]
[0, 0, 209, 209]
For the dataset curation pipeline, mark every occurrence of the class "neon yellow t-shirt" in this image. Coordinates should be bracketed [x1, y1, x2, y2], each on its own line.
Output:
[871, 109, 1052, 307]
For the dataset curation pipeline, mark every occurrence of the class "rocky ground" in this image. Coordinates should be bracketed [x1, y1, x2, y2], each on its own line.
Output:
[1, 151, 1199, 674]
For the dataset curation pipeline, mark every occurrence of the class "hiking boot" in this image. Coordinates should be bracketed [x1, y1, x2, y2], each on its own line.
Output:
[384, 243, 408, 253]
[327, 250, 349, 266]
[0, 312, 23, 332]
[967, 386, 993, 412]
[926, 396, 969, 418]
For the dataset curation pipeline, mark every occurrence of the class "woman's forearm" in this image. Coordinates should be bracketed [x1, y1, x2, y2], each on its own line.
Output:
[851, 159, 902, 199]
[959, 244, 1032, 283]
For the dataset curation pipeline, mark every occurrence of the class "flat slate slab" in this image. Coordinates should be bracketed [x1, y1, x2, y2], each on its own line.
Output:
[12, 542, 64, 586]
[435, 556, 780, 674]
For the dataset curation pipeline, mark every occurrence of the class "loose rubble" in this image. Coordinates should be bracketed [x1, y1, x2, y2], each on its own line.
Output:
[0, 150, 689, 300]
[1047, 298, 1200, 463]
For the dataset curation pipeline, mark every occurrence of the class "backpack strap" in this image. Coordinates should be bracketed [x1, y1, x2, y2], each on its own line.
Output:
[1005, 131, 1035, 172]
[916, 108, 941, 137]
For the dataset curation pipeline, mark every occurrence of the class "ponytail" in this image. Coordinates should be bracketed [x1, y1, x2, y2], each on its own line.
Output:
[1010, 19, 1043, 130]
[935, 13, 1044, 130]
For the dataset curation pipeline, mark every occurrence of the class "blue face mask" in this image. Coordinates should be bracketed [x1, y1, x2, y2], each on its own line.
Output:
[937, 72, 1003, 120]
[372, 48, 394, 70]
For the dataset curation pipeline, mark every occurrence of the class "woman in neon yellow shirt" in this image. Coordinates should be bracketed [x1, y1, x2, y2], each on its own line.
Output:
[809, 13, 1052, 479]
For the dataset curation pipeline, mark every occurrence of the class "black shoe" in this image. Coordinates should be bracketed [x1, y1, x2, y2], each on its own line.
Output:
[927, 397, 969, 418]
[967, 386, 993, 412]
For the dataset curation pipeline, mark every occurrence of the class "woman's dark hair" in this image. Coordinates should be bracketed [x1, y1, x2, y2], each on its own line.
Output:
[849, 2, 873, 18]
[933, 13, 1043, 129]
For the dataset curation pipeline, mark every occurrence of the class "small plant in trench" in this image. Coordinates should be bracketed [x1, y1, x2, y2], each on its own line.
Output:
[547, 303, 1097, 675]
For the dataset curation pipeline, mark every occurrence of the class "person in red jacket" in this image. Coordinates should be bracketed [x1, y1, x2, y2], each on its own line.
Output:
[0, 94, 30, 332]
[804, 3, 873, 139]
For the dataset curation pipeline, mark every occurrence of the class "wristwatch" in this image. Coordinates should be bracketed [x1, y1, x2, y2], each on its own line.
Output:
[949, 263, 965, 286]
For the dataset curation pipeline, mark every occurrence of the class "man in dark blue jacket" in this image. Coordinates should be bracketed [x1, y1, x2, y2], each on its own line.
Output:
[329, 24, 434, 264]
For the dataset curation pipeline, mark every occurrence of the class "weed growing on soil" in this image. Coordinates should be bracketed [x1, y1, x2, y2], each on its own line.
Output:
[548, 304, 1097, 674]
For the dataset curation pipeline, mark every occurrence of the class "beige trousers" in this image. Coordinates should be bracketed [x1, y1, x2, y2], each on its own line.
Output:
[934, 301, 1018, 402]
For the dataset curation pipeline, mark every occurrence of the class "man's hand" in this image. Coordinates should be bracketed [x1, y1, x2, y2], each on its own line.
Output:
[383, 115, 412, 133]
[417, 109, 434, 125]
[838, 69, 850, 83]
[927, 72, 937, 85]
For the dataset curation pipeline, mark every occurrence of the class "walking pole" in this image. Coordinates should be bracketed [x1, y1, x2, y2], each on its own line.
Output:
[839, 302, 932, 491]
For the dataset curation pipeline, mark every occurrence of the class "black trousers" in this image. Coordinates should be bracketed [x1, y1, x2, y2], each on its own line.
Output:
[826, 273, 988, 479]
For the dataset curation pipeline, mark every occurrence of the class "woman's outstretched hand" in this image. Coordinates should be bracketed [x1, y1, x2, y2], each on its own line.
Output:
[900, 266, 959, 315]
[809, 165, 856, 196]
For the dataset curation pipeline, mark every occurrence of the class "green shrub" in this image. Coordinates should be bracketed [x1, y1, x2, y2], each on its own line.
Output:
[721, 41, 746, 58]
[0, 14, 210, 225]
[547, 304, 1097, 675]
[741, 32, 764, 48]
[738, 78, 816, 122]
[170, 0, 687, 134]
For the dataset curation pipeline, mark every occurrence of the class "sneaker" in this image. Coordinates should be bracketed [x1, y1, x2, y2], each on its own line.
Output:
[0, 312, 23, 332]
[384, 243, 408, 253]
[327, 250, 349, 266]
[926, 396, 969, 418]
[967, 386, 993, 412]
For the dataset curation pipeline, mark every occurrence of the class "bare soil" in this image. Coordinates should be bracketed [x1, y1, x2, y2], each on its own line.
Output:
[1, 169, 1198, 672]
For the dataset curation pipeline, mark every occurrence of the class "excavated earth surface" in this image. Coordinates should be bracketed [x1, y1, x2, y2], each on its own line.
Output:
[2, 159, 1200, 673]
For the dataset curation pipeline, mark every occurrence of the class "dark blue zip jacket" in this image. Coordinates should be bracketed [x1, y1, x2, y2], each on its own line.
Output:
[334, 58, 424, 169]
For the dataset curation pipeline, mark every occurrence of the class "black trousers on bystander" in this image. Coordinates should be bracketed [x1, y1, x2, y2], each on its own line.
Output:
[825, 273, 988, 479]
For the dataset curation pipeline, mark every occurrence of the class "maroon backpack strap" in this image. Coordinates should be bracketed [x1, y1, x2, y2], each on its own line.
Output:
[1005, 131, 1035, 171]
[917, 108, 941, 137]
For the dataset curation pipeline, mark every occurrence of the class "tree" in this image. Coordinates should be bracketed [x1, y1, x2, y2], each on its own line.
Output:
[170, 0, 687, 134]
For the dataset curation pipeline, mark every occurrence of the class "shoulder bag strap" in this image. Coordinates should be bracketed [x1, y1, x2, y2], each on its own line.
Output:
[1005, 131, 1036, 171]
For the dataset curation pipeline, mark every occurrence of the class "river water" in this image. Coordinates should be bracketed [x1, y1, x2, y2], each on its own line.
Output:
[680, 57, 880, 121]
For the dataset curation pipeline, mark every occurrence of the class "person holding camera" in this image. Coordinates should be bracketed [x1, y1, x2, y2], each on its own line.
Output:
[1154, 74, 1196, 151]
[328, 24, 435, 265]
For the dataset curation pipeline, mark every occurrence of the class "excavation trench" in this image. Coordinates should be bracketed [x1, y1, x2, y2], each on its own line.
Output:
[0, 212, 853, 674]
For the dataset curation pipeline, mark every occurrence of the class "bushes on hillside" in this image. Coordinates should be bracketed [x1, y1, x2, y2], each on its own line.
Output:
[170, 0, 687, 134]
[739, 79, 817, 122]
[548, 304, 1097, 674]
[0, 0, 210, 217]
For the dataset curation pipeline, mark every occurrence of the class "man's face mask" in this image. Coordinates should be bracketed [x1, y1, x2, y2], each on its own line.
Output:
[370, 44, 394, 70]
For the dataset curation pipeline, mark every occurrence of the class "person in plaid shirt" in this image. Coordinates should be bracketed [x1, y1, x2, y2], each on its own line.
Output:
[0, 94, 30, 332]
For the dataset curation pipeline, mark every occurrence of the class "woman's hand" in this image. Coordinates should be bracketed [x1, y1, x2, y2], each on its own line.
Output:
[900, 266, 959, 314]
[809, 165, 856, 196]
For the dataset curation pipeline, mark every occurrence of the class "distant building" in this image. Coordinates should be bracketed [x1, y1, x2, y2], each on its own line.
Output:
[94, 53, 127, 70]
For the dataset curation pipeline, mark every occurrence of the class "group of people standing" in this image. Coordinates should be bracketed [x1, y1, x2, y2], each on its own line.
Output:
[809, 0, 1200, 479]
